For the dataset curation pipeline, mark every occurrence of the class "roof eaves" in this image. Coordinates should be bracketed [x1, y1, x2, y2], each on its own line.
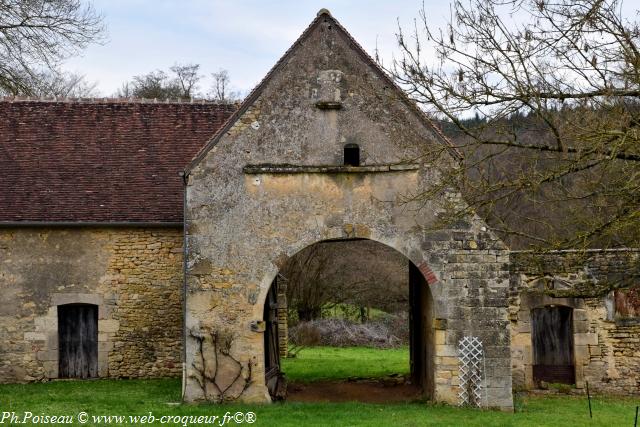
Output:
[0, 221, 183, 228]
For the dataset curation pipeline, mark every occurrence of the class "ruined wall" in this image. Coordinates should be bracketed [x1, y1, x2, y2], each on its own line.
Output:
[0, 227, 183, 382]
[185, 13, 513, 409]
[510, 249, 640, 395]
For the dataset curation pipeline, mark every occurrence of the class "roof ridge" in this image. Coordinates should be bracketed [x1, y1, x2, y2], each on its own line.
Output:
[0, 96, 240, 106]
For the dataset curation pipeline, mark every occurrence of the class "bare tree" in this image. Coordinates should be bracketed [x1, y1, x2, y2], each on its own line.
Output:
[117, 63, 202, 100]
[282, 244, 335, 322]
[389, 0, 640, 251]
[21, 70, 98, 97]
[126, 70, 181, 99]
[282, 241, 408, 322]
[171, 63, 201, 98]
[209, 69, 241, 103]
[0, 0, 104, 95]
[118, 65, 241, 102]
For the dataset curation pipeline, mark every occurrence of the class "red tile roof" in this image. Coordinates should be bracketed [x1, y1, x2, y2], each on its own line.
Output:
[0, 98, 236, 223]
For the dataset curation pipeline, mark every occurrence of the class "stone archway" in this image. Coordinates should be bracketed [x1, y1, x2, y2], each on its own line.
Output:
[259, 238, 436, 401]
[184, 206, 513, 409]
[182, 9, 514, 410]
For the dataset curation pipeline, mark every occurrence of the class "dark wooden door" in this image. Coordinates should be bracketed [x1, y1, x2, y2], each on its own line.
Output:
[264, 278, 281, 397]
[532, 306, 575, 385]
[409, 262, 426, 390]
[58, 304, 98, 378]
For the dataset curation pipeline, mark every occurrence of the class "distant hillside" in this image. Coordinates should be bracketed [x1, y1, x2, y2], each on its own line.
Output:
[440, 113, 639, 250]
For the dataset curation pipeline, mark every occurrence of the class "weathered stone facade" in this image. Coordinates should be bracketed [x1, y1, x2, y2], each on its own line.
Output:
[0, 8, 638, 414]
[510, 249, 640, 395]
[0, 227, 183, 382]
[183, 11, 513, 409]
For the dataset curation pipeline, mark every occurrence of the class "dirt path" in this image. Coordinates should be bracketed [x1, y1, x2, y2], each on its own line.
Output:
[286, 379, 422, 403]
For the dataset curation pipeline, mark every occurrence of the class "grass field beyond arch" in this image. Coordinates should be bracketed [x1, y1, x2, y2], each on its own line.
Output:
[282, 346, 409, 383]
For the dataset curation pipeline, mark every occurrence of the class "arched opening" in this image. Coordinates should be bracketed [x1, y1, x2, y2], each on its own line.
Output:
[531, 305, 575, 385]
[262, 239, 434, 402]
[58, 303, 98, 379]
[343, 143, 360, 166]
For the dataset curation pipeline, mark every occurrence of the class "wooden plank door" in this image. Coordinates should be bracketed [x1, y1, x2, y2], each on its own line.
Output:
[264, 278, 281, 397]
[531, 306, 575, 384]
[58, 304, 98, 378]
[409, 262, 426, 390]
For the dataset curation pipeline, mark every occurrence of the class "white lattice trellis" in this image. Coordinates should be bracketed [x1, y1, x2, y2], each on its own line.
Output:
[458, 336, 486, 407]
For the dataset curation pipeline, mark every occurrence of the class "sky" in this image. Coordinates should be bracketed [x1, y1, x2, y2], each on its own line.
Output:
[62, 1, 453, 97]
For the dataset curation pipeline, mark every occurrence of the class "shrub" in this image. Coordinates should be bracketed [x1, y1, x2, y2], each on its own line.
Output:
[289, 313, 408, 348]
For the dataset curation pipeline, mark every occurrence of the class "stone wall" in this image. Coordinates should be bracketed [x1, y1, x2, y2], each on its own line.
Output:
[509, 249, 640, 395]
[184, 12, 513, 409]
[0, 227, 183, 382]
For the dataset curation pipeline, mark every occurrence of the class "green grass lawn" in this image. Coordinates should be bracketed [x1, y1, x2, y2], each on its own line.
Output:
[0, 379, 638, 426]
[282, 346, 409, 382]
[0, 346, 638, 426]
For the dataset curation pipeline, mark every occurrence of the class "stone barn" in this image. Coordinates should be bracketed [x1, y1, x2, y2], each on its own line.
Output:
[181, 9, 513, 408]
[0, 100, 234, 381]
[0, 9, 638, 412]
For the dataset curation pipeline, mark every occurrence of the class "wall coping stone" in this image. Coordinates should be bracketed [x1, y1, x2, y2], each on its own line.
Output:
[243, 163, 420, 174]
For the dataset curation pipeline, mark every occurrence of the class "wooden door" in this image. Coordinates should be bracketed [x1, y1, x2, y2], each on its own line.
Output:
[264, 278, 281, 397]
[531, 306, 575, 384]
[409, 262, 426, 390]
[58, 304, 98, 378]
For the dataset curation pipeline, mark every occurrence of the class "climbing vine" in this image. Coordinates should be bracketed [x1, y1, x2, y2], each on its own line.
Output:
[188, 327, 254, 402]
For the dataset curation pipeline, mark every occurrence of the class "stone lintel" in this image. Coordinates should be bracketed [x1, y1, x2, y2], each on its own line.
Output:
[243, 163, 420, 174]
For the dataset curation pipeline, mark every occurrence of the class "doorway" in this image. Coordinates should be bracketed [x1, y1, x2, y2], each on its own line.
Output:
[531, 305, 575, 385]
[263, 239, 433, 402]
[58, 304, 98, 379]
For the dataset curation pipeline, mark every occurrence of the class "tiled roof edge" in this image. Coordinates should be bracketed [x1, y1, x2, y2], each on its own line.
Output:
[1, 96, 240, 106]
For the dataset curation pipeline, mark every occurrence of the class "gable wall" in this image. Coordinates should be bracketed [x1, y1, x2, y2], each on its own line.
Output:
[185, 15, 513, 409]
